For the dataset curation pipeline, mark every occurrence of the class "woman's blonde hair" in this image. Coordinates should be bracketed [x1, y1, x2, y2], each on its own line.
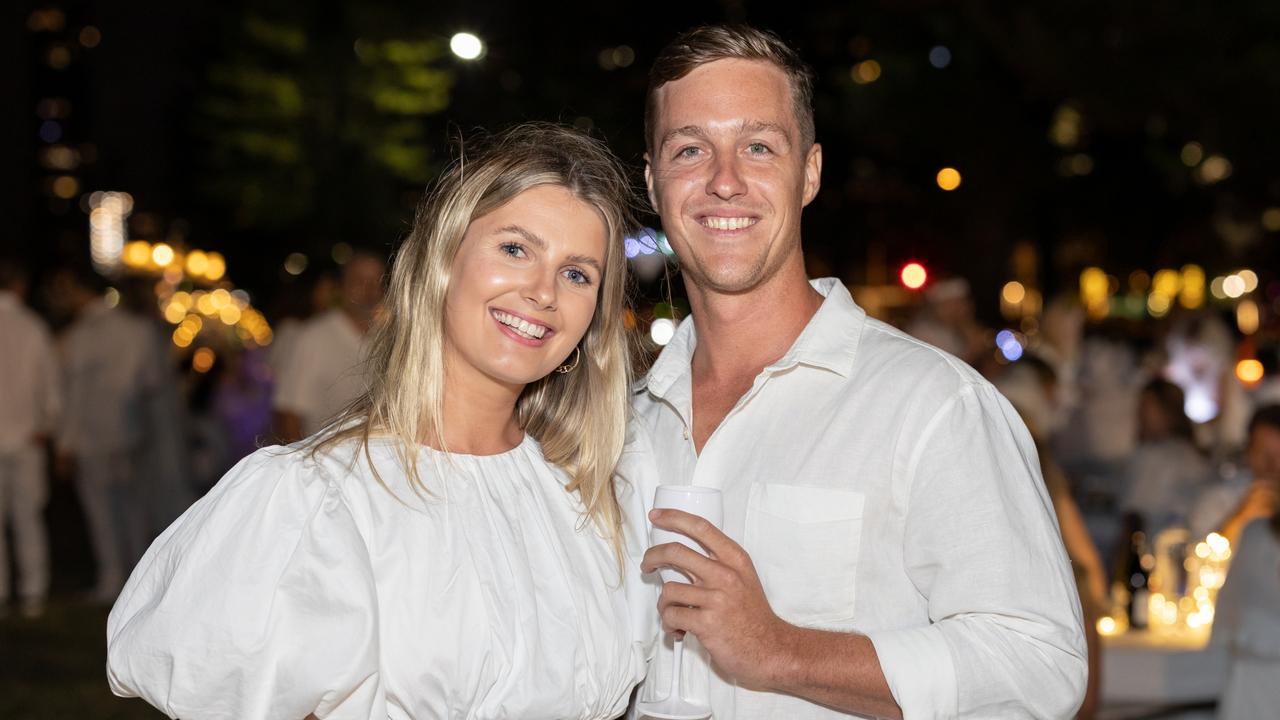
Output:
[312, 122, 636, 556]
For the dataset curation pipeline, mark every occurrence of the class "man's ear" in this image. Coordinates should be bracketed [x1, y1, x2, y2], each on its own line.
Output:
[802, 142, 822, 207]
[644, 152, 657, 210]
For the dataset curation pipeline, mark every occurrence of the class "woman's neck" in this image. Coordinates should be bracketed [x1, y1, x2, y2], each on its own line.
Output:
[432, 366, 525, 455]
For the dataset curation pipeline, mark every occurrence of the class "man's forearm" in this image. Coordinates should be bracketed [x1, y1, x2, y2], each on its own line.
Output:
[765, 625, 903, 720]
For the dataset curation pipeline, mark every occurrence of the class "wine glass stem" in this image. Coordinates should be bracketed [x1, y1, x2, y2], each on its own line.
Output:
[668, 635, 685, 701]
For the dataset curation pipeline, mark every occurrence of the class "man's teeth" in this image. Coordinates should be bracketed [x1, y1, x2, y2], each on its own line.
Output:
[493, 311, 548, 339]
[701, 216, 757, 230]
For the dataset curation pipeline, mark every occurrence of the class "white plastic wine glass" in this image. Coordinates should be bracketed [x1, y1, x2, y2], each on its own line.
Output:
[637, 485, 723, 720]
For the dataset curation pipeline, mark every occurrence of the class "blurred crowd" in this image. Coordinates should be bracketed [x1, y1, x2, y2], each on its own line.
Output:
[0, 251, 384, 619]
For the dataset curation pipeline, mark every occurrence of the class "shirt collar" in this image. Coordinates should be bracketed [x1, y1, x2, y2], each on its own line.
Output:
[642, 277, 867, 400]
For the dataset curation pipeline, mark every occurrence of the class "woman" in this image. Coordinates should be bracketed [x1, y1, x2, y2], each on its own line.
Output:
[106, 123, 658, 719]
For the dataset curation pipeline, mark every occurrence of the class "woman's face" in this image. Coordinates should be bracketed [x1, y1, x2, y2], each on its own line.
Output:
[443, 184, 607, 394]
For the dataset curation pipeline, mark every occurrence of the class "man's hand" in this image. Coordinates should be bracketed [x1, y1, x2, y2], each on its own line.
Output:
[640, 508, 793, 689]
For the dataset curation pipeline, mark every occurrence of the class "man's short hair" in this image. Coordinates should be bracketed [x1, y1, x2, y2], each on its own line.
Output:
[1249, 405, 1280, 439]
[645, 24, 817, 154]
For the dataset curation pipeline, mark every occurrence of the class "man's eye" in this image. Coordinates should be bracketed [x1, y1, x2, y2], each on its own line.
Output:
[676, 146, 701, 159]
[747, 142, 771, 155]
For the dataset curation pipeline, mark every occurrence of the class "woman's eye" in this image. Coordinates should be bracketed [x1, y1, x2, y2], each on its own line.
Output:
[499, 242, 526, 258]
[563, 268, 592, 286]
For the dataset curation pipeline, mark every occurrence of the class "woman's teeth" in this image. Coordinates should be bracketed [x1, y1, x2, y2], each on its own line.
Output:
[493, 311, 548, 339]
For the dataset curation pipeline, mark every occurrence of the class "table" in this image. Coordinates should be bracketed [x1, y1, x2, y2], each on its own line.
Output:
[1100, 629, 1227, 719]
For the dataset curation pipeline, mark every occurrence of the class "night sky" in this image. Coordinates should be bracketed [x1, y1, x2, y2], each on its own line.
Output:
[7, 1, 1280, 324]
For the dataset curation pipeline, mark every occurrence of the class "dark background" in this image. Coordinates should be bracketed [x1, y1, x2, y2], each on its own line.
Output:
[6, 0, 1279, 324]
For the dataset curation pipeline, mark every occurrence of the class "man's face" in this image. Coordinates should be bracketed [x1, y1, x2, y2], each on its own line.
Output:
[645, 59, 821, 295]
[1248, 424, 1280, 483]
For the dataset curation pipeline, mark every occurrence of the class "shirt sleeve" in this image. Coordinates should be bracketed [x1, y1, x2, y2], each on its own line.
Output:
[867, 383, 1087, 719]
[106, 448, 384, 720]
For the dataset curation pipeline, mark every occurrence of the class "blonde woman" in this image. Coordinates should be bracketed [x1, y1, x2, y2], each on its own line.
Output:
[106, 124, 658, 719]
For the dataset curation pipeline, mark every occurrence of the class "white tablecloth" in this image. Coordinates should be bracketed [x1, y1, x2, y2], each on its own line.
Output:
[1101, 629, 1226, 716]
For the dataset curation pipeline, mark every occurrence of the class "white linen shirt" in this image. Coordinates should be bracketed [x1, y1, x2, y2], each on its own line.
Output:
[633, 278, 1087, 719]
[0, 291, 60, 453]
[273, 309, 369, 436]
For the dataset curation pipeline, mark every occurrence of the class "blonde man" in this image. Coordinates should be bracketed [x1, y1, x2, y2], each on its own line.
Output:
[635, 25, 1087, 719]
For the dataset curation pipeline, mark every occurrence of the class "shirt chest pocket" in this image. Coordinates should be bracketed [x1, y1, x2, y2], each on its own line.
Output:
[744, 483, 865, 627]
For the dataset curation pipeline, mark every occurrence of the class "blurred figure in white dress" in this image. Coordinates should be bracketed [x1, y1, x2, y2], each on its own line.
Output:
[0, 258, 61, 618]
[52, 265, 167, 602]
[107, 123, 658, 720]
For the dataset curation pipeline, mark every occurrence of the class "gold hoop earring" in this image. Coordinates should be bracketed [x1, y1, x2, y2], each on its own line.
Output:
[555, 346, 581, 374]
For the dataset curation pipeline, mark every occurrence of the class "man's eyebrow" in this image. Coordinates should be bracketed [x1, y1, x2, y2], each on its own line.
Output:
[497, 224, 603, 273]
[740, 120, 792, 142]
[659, 125, 707, 150]
[659, 121, 793, 150]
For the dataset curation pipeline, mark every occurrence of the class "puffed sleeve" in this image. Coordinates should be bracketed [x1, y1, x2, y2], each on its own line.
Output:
[106, 447, 384, 720]
[867, 383, 1088, 719]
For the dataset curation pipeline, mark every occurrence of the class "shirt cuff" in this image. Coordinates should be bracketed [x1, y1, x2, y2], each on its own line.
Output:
[867, 624, 957, 719]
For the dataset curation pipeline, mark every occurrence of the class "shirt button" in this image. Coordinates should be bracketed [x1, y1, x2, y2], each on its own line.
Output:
[682, 426, 690, 440]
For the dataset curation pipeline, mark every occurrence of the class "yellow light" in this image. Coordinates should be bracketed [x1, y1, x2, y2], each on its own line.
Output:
[1237, 359, 1265, 385]
[1152, 269, 1181, 298]
[123, 241, 151, 268]
[1263, 207, 1280, 232]
[170, 291, 192, 310]
[1210, 276, 1227, 299]
[851, 59, 882, 84]
[163, 302, 186, 324]
[1194, 586, 1210, 602]
[205, 252, 226, 281]
[1002, 281, 1027, 305]
[1223, 274, 1246, 298]
[196, 294, 216, 316]
[1238, 300, 1260, 335]
[1097, 616, 1118, 636]
[192, 347, 216, 373]
[219, 305, 242, 325]
[1207, 532, 1230, 555]
[1179, 264, 1205, 308]
[936, 167, 962, 191]
[185, 250, 209, 276]
[151, 243, 175, 267]
[1180, 142, 1204, 167]
[1238, 269, 1259, 293]
[181, 314, 203, 332]
[449, 32, 484, 60]
[172, 327, 194, 348]
[52, 175, 79, 199]
[209, 288, 231, 309]
[1195, 542, 1211, 559]
[1148, 293, 1171, 317]
[900, 262, 928, 290]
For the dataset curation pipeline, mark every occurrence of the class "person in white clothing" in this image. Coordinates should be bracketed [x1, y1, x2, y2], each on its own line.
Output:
[53, 265, 167, 602]
[272, 249, 385, 442]
[633, 26, 1086, 718]
[0, 259, 61, 618]
[107, 123, 659, 720]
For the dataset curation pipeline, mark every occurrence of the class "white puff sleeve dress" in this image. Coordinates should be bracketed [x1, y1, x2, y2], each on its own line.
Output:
[106, 433, 659, 719]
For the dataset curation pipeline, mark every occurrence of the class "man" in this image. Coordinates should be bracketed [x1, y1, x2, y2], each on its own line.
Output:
[0, 259, 60, 618]
[1190, 405, 1280, 546]
[634, 26, 1086, 718]
[55, 265, 165, 601]
[273, 250, 385, 442]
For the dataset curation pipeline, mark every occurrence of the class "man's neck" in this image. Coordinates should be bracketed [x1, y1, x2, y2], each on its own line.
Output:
[685, 261, 823, 385]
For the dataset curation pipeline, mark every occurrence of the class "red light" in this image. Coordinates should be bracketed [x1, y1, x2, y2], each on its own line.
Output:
[901, 262, 928, 290]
